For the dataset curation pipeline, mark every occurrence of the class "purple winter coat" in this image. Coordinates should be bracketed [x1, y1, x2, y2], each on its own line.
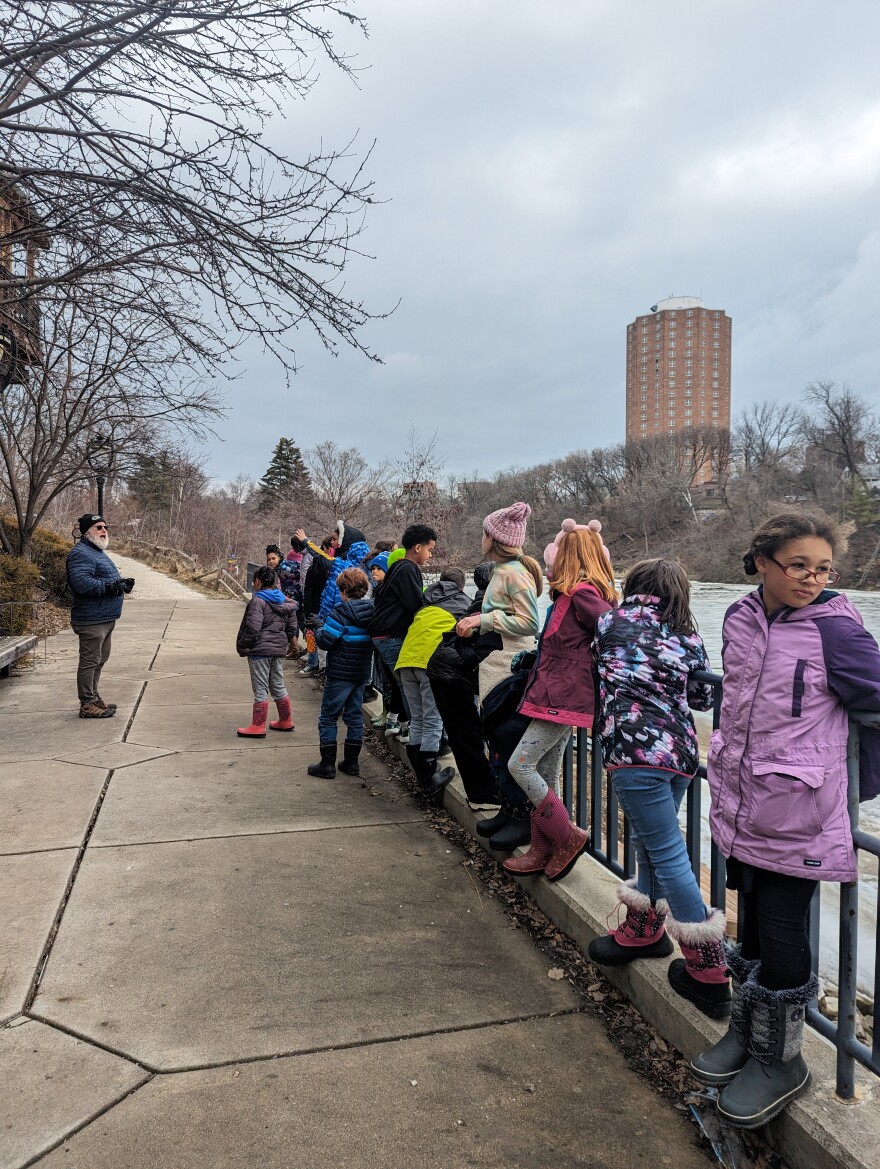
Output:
[518, 582, 612, 728]
[235, 589, 299, 657]
[708, 589, 880, 883]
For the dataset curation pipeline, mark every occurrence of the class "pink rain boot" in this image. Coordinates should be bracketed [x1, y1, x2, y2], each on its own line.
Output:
[269, 694, 294, 732]
[237, 701, 269, 738]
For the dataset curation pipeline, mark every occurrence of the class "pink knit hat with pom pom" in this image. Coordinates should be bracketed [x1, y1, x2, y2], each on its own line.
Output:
[483, 501, 532, 548]
[544, 518, 609, 574]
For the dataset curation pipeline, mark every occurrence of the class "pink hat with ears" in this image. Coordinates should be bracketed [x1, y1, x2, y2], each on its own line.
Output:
[543, 518, 609, 575]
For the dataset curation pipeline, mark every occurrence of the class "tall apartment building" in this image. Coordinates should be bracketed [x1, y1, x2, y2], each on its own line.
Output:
[625, 296, 732, 442]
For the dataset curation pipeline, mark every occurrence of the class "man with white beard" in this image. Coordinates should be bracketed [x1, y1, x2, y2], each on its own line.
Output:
[65, 514, 135, 718]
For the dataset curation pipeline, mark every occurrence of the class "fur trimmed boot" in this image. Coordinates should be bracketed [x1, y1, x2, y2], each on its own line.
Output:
[717, 973, 817, 1129]
[338, 739, 362, 776]
[666, 908, 732, 1018]
[237, 701, 269, 738]
[269, 695, 294, 732]
[588, 879, 674, 966]
[691, 944, 759, 1085]
[307, 741, 337, 778]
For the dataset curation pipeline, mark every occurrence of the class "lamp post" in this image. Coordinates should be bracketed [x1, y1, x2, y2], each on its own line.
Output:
[85, 436, 114, 515]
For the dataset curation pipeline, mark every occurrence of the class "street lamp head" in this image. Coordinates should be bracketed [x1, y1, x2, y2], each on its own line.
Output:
[85, 434, 115, 476]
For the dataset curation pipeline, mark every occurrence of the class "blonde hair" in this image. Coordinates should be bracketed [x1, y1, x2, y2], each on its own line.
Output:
[485, 538, 544, 598]
[551, 529, 618, 602]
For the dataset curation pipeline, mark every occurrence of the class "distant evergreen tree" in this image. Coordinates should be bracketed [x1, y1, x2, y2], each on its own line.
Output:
[256, 438, 312, 515]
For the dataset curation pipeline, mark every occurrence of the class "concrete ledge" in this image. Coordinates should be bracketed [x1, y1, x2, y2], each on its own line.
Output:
[376, 721, 880, 1169]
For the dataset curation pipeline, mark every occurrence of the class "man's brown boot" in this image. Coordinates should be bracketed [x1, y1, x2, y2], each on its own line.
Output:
[80, 701, 115, 719]
[95, 696, 118, 713]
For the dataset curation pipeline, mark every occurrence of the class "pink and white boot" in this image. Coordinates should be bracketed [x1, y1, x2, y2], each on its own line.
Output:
[588, 879, 674, 966]
[666, 907, 732, 1019]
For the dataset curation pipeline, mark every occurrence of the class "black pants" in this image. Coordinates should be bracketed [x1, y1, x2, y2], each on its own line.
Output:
[737, 865, 817, 990]
[430, 677, 496, 802]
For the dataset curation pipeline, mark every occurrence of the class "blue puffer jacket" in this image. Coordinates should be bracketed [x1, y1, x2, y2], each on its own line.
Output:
[66, 538, 124, 626]
[318, 541, 372, 621]
[316, 597, 375, 682]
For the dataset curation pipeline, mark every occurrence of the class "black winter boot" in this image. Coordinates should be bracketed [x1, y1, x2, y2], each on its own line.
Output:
[690, 944, 758, 1085]
[419, 750, 455, 796]
[308, 741, 337, 778]
[404, 743, 422, 780]
[489, 803, 532, 851]
[717, 973, 817, 1129]
[476, 806, 510, 837]
[338, 739, 362, 776]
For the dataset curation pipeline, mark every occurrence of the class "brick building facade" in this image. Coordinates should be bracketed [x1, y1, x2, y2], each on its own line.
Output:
[625, 296, 732, 442]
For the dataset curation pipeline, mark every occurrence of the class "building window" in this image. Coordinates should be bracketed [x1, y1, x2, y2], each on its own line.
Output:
[685, 378, 692, 386]
[713, 341, 720, 348]
[713, 311, 720, 318]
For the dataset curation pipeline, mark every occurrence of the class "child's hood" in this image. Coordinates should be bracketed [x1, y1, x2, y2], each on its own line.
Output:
[345, 540, 371, 567]
[256, 588, 292, 609]
[338, 596, 374, 625]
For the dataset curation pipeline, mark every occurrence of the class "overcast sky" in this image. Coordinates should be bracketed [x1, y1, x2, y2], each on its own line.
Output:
[203, 0, 880, 484]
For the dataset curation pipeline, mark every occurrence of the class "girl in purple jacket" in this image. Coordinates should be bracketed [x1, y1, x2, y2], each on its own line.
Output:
[503, 524, 617, 882]
[235, 565, 299, 738]
[589, 559, 731, 1019]
[693, 513, 880, 1129]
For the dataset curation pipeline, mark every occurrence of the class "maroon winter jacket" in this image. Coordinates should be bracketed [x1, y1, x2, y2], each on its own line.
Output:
[235, 589, 299, 657]
[518, 582, 613, 728]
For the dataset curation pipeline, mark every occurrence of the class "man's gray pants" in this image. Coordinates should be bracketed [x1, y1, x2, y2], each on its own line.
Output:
[73, 621, 115, 704]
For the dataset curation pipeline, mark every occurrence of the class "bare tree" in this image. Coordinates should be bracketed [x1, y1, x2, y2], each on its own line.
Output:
[0, 271, 220, 557]
[0, 1, 383, 369]
[304, 440, 391, 531]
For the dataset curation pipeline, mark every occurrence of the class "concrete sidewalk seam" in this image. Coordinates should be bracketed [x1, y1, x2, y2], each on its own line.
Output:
[18, 1072, 154, 1169]
[120, 681, 148, 741]
[23, 1012, 158, 1074]
[30, 1005, 587, 1079]
[86, 820, 425, 850]
[22, 767, 117, 1014]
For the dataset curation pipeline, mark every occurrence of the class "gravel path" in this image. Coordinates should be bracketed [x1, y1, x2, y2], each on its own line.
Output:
[109, 552, 208, 601]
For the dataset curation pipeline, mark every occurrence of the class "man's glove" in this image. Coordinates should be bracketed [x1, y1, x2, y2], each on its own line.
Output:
[105, 580, 125, 597]
[122, 578, 135, 594]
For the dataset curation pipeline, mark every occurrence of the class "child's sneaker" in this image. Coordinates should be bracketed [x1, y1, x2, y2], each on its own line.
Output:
[300, 663, 318, 676]
[370, 711, 386, 729]
[397, 720, 411, 744]
[384, 714, 401, 736]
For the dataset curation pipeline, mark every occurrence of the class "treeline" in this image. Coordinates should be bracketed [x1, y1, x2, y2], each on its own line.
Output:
[103, 382, 880, 590]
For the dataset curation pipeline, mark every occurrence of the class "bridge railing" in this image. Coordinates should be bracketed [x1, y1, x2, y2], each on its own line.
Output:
[560, 669, 879, 1099]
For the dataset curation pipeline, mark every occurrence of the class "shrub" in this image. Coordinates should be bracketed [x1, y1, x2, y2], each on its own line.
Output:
[1, 517, 73, 604]
[0, 552, 41, 634]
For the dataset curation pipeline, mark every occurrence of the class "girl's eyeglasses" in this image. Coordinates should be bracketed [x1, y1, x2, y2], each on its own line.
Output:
[768, 557, 840, 585]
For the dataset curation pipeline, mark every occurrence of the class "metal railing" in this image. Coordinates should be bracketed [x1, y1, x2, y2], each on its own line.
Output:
[561, 670, 880, 1099]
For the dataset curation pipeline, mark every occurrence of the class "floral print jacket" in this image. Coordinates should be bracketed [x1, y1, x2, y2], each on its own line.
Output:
[595, 595, 713, 775]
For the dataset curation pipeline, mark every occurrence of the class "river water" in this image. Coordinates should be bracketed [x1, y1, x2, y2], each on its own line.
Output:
[457, 575, 880, 995]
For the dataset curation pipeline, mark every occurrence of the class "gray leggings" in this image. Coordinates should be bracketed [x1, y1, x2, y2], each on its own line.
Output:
[248, 656, 288, 702]
[508, 718, 572, 804]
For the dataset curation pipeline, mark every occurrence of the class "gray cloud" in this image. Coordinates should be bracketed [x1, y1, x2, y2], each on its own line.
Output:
[205, 0, 880, 482]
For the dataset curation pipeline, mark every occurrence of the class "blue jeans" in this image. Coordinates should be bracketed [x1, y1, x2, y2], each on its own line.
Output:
[610, 767, 707, 925]
[318, 675, 366, 744]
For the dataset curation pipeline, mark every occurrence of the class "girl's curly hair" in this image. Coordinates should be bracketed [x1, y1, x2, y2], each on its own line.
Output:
[742, 512, 844, 576]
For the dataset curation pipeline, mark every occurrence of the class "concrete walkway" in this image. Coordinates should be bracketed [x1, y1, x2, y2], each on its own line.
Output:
[0, 598, 712, 1168]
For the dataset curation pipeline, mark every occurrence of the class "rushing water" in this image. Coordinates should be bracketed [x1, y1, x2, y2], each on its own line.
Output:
[457, 575, 880, 994]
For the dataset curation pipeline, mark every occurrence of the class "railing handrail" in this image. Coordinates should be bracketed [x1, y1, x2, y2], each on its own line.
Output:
[562, 679, 879, 1099]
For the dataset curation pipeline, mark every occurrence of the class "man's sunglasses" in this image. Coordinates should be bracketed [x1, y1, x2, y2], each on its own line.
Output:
[93, 524, 109, 531]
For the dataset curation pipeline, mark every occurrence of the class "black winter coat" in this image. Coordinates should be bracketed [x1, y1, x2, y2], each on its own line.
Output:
[303, 552, 332, 618]
[236, 590, 299, 657]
